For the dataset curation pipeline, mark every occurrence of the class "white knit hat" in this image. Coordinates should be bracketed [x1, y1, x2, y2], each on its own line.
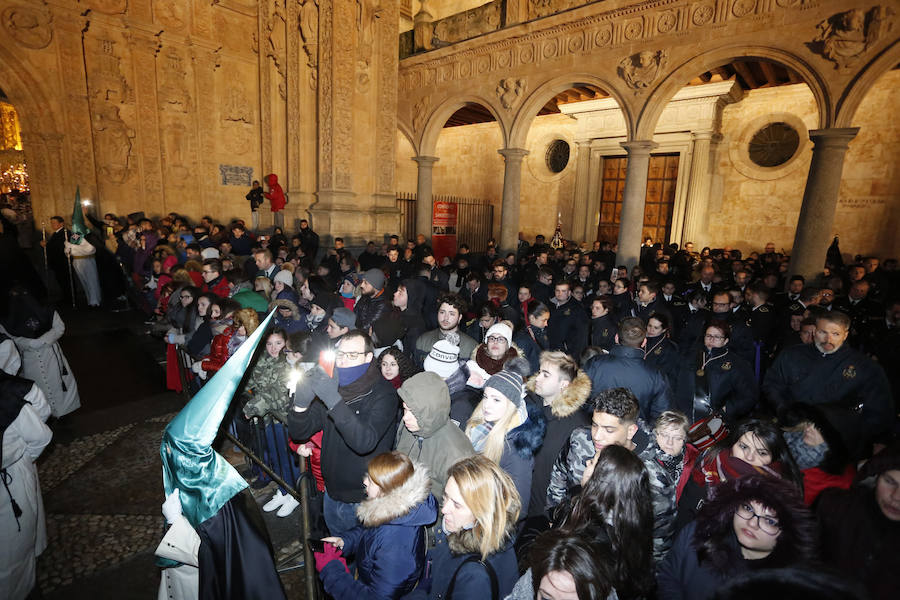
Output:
[274, 270, 294, 287]
[485, 322, 513, 346]
[423, 339, 461, 379]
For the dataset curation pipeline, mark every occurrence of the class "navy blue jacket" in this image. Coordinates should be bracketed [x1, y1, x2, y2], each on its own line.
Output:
[401, 526, 519, 600]
[321, 492, 439, 600]
[583, 345, 672, 424]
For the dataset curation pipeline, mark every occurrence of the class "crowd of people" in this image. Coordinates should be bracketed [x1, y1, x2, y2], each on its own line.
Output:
[1, 202, 899, 599]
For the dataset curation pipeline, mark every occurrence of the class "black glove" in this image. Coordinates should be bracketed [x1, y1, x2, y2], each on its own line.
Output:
[293, 377, 317, 410]
[308, 366, 342, 410]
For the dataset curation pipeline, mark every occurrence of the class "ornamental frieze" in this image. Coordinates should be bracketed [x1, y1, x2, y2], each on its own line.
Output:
[399, 0, 829, 92]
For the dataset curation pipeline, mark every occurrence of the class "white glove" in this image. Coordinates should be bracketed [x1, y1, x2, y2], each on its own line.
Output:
[162, 490, 183, 524]
[198, 368, 208, 380]
[191, 361, 203, 374]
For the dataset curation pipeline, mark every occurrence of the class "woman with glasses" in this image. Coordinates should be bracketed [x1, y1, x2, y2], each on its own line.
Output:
[658, 474, 817, 600]
[641, 411, 699, 506]
[673, 319, 756, 426]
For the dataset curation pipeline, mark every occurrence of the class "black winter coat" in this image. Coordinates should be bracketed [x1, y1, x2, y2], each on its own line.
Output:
[584, 345, 672, 425]
[673, 346, 757, 423]
[354, 291, 389, 331]
[287, 362, 399, 503]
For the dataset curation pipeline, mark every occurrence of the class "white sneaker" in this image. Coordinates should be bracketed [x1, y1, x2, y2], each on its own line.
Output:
[262, 490, 286, 512]
[276, 494, 300, 517]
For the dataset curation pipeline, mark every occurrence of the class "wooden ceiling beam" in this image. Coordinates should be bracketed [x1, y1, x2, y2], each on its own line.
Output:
[759, 61, 779, 87]
[732, 61, 758, 88]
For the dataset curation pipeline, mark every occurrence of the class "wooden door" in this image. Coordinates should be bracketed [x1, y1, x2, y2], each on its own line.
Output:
[596, 154, 679, 245]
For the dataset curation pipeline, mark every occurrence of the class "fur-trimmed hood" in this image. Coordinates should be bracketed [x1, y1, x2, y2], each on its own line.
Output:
[525, 369, 591, 418]
[506, 398, 547, 460]
[270, 298, 300, 320]
[355, 462, 437, 528]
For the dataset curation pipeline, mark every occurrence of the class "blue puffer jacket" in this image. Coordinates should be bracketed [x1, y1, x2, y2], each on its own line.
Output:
[401, 524, 519, 600]
[320, 465, 438, 600]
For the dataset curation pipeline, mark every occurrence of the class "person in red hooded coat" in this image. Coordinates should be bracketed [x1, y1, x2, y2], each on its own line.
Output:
[264, 173, 286, 229]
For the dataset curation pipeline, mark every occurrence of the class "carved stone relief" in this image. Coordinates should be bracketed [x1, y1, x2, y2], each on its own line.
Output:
[158, 51, 191, 113]
[496, 78, 526, 110]
[432, 1, 501, 45]
[412, 95, 429, 132]
[808, 7, 894, 69]
[263, 0, 288, 100]
[357, 0, 375, 92]
[2, 5, 52, 50]
[222, 87, 254, 155]
[299, 0, 319, 89]
[92, 103, 134, 183]
[86, 0, 128, 15]
[154, 0, 188, 31]
[618, 50, 668, 91]
[161, 117, 190, 180]
[89, 39, 133, 104]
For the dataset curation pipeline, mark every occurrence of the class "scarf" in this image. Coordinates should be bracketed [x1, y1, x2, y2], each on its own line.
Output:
[337, 362, 369, 386]
[468, 420, 494, 453]
[652, 441, 685, 483]
[526, 324, 548, 350]
[386, 375, 403, 389]
[474, 344, 518, 376]
[338, 360, 384, 401]
[784, 429, 828, 471]
[440, 330, 460, 346]
[692, 446, 783, 487]
[226, 330, 246, 357]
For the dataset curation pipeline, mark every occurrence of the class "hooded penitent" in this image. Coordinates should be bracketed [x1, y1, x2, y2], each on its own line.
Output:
[69, 187, 89, 245]
[161, 310, 275, 528]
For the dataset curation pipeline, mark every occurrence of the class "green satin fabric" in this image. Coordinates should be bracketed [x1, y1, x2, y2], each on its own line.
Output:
[160, 311, 274, 528]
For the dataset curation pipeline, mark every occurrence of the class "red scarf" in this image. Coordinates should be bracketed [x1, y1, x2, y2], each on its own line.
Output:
[691, 447, 783, 487]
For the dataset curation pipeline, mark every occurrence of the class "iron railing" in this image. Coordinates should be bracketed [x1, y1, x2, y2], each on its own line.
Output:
[396, 192, 494, 252]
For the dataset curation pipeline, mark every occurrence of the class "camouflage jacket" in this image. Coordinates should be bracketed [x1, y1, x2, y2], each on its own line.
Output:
[242, 354, 292, 424]
[546, 425, 677, 565]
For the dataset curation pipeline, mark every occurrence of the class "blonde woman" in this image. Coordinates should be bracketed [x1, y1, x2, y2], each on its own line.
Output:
[254, 276, 274, 301]
[313, 452, 437, 599]
[465, 358, 545, 516]
[196, 307, 259, 377]
[404, 455, 520, 599]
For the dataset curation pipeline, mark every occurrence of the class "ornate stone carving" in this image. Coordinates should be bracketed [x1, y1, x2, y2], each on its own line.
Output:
[618, 50, 668, 91]
[808, 7, 894, 69]
[86, 0, 128, 15]
[2, 5, 52, 50]
[89, 39, 132, 104]
[161, 117, 190, 179]
[732, 0, 756, 18]
[263, 0, 288, 101]
[657, 10, 677, 33]
[221, 87, 253, 155]
[412, 95, 429, 133]
[530, 0, 555, 20]
[92, 103, 134, 183]
[158, 51, 191, 112]
[154, 0, 188, 31]
[432, 1, 502, 45]
[300, 0, 319, 89]
[496, 78, 526, 110]
[356, 0, 376, 93]
[692, 3, 715, 26]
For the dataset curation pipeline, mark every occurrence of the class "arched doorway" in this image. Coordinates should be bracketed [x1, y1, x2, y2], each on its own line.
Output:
[0, 87, 32, 247]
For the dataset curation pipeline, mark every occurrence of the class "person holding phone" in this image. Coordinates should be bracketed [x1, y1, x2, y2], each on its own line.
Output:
[288, 330, 400, 536]
[312, 452, 437, 599]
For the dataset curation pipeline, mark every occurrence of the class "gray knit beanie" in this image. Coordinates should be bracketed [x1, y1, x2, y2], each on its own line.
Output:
[484, 369, 525, 408]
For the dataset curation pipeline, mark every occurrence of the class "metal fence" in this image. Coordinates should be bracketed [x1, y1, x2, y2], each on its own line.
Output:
[396, 192, 494, 252]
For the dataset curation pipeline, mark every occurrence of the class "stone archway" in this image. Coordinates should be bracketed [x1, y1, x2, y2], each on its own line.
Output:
[0, 40, 74, 225]
[418, 94, 508, 157]
[636, 44, 831, 140]
[835, 39, 900, 128]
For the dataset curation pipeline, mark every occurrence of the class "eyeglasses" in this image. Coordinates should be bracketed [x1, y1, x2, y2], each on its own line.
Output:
[202, 269, 214, 274]
[486, 336, 507, 344]
[656, 432, 685, 444]
[735, 503, 780, 535]
[180, 295, 192, 300]
[705, 334, 726, 340]
[335, 351, 365, 360]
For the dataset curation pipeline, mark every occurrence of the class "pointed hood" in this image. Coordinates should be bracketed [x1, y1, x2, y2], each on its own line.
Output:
[160, 310, 275, 528]
[69, 187, 89, 245]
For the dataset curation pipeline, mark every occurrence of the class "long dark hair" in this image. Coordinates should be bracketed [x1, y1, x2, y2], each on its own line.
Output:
[529, 529, 615, 600]
[558, 445, 654, 598]
[711, 418, 804, 492]
[694, 474, 818, 574]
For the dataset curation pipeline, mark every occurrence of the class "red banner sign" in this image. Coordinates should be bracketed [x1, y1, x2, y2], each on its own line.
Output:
[432, 201, 458, 264]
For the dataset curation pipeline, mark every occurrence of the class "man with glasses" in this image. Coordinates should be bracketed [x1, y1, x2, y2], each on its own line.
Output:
[706, 290, 755, 365]
[200, 258, 229, 297]
[288, 330, 400, 536]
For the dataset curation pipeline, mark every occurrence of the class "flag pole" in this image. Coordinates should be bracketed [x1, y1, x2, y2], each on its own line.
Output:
[65, 227, 76, 308]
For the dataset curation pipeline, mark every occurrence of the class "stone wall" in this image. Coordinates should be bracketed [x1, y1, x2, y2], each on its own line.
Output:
[711, 71, 900, 259]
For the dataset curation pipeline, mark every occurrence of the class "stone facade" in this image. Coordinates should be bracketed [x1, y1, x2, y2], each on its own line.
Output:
[5, 0, 398, 243]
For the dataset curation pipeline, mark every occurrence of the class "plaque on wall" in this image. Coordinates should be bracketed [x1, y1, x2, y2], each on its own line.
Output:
[219, 165, 253, 186]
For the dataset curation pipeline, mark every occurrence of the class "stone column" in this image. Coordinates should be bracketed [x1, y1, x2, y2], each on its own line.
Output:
[571, 141, 591, 242]
[586, 148, 604, 244]
[616, 140, 657, 269]
[680, 131, 714, 247]
[413, 155, 439, 240]
[789, 128, 859, 281]
[498, 148, 529, 253]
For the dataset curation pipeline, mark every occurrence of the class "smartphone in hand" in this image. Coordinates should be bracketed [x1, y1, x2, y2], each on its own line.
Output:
[307, 538, 326, 553]
[318, 350, 335, 378]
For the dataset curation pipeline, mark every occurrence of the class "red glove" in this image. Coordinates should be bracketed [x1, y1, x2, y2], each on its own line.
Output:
[314, 543, 349, 573]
